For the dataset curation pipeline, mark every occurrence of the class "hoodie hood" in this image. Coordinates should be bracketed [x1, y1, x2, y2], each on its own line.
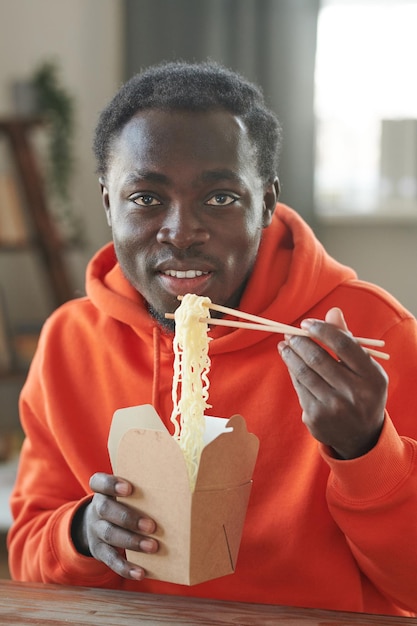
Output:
[86, 203, 357, 354]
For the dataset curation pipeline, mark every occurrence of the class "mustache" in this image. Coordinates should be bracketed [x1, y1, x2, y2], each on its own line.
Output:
[151, 249, 219, 267]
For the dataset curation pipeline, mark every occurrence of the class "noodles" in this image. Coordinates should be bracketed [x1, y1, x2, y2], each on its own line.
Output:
[170, 294, 212, 490]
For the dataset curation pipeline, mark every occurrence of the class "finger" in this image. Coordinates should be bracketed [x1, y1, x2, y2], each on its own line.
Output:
[279, 342, 347, 439]
[281, 332, 357, 397]
[92, 541, 147, 581]
[279, 339, 341, 402]
[300, 319, 374, 374]
[94, 519, 158, 554]
[93, 493, 156, 535]
[283, 351, 321, 409]
[89, 472, 133, 497]
[324, 307, 349, 331]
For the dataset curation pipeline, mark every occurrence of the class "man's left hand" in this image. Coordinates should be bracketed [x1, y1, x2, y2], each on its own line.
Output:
[278, 307, 388, 459]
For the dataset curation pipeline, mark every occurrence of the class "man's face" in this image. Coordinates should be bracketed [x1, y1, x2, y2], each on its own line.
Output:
[101, 108, 277, 320]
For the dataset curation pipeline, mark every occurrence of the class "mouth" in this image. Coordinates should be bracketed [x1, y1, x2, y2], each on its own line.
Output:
[158, 268, 212, 296]
[161, 269, 209, 279]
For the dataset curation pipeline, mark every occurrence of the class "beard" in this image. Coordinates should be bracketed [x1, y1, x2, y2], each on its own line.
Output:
[147, 303, 176, 333]
[115, 256, 176, 333]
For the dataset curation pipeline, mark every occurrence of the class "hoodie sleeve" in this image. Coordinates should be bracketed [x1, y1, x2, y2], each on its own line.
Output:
[8, 399, 118, 588]
[7, 308, 122, 588]
[319, 317, 417, 613]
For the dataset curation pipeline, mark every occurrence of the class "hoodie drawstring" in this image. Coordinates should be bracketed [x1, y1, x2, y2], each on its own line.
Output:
[152, 325, 161, 413]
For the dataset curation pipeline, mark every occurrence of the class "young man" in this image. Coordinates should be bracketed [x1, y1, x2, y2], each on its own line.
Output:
[8, 62, 417, 616]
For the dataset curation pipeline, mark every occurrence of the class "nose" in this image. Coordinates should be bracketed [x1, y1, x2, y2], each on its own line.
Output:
[156, 202, 210, 249]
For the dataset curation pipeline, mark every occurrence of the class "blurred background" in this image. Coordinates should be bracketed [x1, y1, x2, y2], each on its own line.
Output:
[0, 0, 417, 574]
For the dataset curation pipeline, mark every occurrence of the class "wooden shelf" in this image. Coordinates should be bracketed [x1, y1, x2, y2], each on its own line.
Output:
[0, 117, 74, 306]
[0, 117, 74, 391]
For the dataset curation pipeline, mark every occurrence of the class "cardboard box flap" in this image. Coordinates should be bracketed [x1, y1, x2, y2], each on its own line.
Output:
[108, 404, 168, 470]
[109, 404, 191, 492]
[117, 427, 191, 493]
[196, 414, 259, 490]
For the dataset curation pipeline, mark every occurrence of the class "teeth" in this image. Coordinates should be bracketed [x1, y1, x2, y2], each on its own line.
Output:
[163, 270, 208, 278]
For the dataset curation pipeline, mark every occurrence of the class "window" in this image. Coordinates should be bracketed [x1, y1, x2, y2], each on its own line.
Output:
[314, 0, 417, 218]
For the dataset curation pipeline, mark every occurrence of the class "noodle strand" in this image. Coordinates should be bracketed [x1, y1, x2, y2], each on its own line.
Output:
[170, 294, 212, 490]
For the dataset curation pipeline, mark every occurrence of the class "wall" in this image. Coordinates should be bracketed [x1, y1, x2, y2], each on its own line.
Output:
[318, 217, 417, 317]
[0, 0, 124, 430]
[0, 0, 124, 321]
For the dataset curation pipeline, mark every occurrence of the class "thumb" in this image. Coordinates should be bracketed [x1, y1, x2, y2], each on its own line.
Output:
[325, 307, 349, 332]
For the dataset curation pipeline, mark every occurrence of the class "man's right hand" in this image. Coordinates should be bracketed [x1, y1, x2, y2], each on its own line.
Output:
[72, 472, 158, 580]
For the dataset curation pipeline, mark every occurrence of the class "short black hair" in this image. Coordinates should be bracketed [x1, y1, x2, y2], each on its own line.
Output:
[93, 60, 282, 184]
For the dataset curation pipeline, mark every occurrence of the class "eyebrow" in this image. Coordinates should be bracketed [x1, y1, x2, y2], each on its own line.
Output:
[123, 170, 170, 186]
[199, 169, 245, 185]
[122, 168, 245, 187]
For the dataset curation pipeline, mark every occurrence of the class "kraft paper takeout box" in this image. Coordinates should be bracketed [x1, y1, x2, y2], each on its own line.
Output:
[108, 404, 259, 586]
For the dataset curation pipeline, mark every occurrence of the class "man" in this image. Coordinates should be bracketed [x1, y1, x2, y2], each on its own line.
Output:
[8, 61, 417, 616]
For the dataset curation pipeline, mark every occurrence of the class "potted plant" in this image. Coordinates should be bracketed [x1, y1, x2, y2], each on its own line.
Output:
[32, 62, 73, 201]
[30, 60, 83, 244]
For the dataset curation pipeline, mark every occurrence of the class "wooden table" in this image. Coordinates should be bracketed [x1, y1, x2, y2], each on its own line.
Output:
[0, 579, 416, 625]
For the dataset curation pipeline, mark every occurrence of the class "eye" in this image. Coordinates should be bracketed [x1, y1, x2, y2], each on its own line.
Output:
[130, 193, 162, 207]
[205, 193, 237, 206]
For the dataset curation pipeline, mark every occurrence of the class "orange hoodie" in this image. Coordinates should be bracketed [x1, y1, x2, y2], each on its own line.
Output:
[8, 204, 417, 616]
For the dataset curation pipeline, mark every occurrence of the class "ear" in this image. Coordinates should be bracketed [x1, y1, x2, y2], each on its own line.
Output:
[262, 177, 280, 228]
[99, 176, 112, 227]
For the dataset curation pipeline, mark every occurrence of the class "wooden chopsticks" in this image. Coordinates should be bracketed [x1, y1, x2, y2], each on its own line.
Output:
[165, 297, 389, 360]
